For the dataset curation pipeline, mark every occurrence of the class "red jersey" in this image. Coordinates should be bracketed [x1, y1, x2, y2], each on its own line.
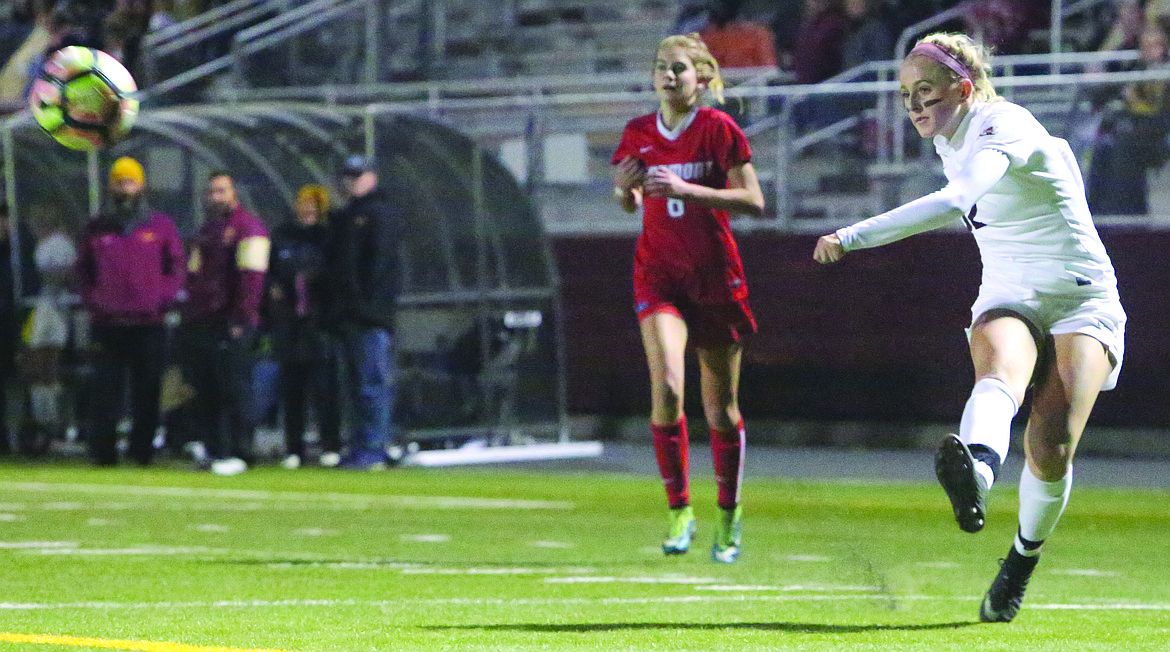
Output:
[613, 106, 753, 305]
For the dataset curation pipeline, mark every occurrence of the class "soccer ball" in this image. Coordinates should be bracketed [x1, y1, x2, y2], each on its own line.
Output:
[28, 46, 139, 151]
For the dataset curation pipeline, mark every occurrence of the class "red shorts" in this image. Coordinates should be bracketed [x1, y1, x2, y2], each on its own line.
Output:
[634, 270, 757, 348]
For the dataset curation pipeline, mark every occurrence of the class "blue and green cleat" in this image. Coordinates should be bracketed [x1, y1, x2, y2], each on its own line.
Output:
[662, 506, 696, 555]
[711, 505, 743, 563]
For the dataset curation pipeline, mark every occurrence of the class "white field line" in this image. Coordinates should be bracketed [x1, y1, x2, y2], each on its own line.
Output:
[0, 541, 78, 549]
[2, 596, 1170, 610]
[0, 482, 572, 510]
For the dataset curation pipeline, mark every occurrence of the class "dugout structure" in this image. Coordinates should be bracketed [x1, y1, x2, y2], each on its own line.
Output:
[1, 104, 600, 466]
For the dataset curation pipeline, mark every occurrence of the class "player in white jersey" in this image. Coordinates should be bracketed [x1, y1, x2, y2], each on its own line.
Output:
[813, 32, 1126, 623]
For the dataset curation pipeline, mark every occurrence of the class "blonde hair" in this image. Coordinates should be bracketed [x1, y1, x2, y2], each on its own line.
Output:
[912, 32, 1001, 103]
[656, 33, 726, 105]
[296, 184, 330, 221]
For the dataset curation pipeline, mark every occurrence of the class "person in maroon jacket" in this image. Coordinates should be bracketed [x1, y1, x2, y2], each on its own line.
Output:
[179, 172, 269, 476]
[76, 157, 185, 466]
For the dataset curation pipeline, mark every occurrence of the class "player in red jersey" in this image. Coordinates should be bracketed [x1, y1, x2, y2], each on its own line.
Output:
[612, 33, 765, 563]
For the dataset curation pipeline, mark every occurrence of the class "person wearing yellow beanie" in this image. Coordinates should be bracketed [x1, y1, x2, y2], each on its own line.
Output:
[78, 154, 185, 466]
[109, 156, 145, 189]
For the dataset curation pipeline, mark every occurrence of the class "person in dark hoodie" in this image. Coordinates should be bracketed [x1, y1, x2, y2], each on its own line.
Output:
[327, 155, 405, 470]
[266, 184, 341, 469]
[181, 171, 268, 475]
[75, 157, 185, 465]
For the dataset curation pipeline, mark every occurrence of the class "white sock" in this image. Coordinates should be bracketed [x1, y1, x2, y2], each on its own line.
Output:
[959, 377, 1018, 488]
[1016, 464, 1072, 556]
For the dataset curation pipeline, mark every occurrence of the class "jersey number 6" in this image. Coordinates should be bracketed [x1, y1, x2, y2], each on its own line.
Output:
[667, 198, 685, 218]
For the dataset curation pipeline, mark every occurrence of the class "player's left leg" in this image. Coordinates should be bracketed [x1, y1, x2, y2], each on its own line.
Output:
[698, 343, 745, 563]
[980, 332, 1112, 623]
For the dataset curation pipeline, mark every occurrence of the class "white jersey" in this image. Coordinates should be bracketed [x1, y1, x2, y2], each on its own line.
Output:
[840, 101, 1118, 298]
[837, 101, 1126, 390]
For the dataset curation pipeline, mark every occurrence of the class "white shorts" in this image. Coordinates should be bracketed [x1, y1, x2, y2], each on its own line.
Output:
[968, 286, 1127, 391]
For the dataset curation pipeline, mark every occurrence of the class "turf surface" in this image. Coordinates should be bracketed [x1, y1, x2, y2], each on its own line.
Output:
[0, 459, 1167, 651]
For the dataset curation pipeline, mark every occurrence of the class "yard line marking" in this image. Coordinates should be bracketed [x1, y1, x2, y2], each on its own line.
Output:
[2, 596, 1170, 610]
[0, 631, 301, 651]
[400, 534, 450, 543]
[33, 546, 213, 556]
[0, 481, 571, 510]
[0, 541, 77, 549]
[546, 576, 721, 584]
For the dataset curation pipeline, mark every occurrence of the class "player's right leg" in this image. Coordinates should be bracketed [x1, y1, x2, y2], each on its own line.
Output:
[640, 310, 693, 553]
[938, 313, 1035, 532]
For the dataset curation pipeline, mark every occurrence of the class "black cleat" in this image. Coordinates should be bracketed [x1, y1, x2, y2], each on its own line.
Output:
[934, 434, 989, 533]
[980, 547, 1040, 622]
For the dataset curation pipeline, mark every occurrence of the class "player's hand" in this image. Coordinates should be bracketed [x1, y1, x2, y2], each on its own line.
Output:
[614, 155, 647, 190]
[644, 166, 687, 198]
[813, 233, 845, 264]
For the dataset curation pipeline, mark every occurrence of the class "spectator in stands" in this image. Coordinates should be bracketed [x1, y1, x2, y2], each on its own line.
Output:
[101, 0, 152, 79]
[0, 0, 43, 66]
[14, 2, 98, 103]
[181, 172, 269, 475]
[612, 34, 764, 564]
[0, 201, 40, 455]
[783, 0, 849, 85]
[960, 0, 1048, 56]
[1086, 18, 1170, 215]
[1094, 0, 1145, 54]
[326, 155, 406, 470]
[75, 157, 185, 466]
[842, 0, 893, 71]
[698, 1, 776, 70]
[266, 184, 341, 470]
[149, 0, 179, 32]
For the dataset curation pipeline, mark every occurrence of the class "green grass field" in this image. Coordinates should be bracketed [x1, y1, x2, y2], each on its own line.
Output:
[0, 458, 1167, 652]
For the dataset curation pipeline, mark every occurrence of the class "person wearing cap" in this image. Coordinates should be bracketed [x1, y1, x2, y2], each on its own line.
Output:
[326, 154, 406, 470]
[180, 171, 269, 476]
[265, 184, 341, 469]
[75, 156, 185, 466]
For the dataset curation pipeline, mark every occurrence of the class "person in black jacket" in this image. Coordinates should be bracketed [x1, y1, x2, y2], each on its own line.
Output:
[327, 155, 405, 469]
[266, 184, 341, 469]
[0, 200, 40, 455]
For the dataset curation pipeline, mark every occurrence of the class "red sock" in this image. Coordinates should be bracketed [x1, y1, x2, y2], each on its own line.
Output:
[652, 418, 690, 509]
[711, 420, 745, 510]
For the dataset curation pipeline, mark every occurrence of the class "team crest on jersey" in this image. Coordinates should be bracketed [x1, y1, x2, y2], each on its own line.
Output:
[979, 126, 996, 137]
[140, 231, 156, 242]
[223, 226, 236, 244]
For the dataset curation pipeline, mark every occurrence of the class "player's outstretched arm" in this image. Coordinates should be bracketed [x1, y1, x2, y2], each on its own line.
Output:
[813, 233, 845, 264]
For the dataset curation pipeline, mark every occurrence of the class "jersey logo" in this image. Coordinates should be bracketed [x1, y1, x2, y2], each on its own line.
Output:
[979, 126, 996, 137]
[962, 205, 985, 231]
[639, 146, 654, 153]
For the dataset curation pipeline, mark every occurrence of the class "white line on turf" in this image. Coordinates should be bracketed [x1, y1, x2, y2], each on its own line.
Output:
[546, 577, 720, 584]
[0, 481, 572, 510]
[400, 534, 450, 543]
[1051, 569, 1119, 577]
[0, 541, 77, 549]
[2, 596, 1169, 610]
[33, 546, 214, 556]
